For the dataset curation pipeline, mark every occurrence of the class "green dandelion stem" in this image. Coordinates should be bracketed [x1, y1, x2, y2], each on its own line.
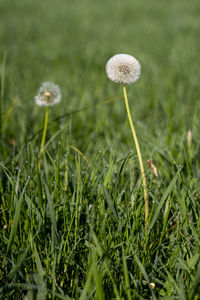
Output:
[122, 85, 149, 227]
[38, 107, 49, 170]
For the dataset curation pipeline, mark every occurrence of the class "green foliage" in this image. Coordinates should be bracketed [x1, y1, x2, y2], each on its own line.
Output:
[0, 0, 200, 298]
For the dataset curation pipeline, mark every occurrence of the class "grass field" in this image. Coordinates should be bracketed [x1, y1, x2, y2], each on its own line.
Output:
[1, 0, 200, 298]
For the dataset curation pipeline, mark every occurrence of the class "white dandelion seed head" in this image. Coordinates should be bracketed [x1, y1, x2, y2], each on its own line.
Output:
[35, 82, 62, 107]
[106, 54, 141, 85]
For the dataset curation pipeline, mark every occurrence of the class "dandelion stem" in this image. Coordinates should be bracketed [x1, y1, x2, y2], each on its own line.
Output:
[122, 85, 149, 227]
[38, 107, 49, 170]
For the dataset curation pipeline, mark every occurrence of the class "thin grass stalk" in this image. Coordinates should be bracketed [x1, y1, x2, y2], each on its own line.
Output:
[38, 107, 48, 170]
[122, 85, 149, 227]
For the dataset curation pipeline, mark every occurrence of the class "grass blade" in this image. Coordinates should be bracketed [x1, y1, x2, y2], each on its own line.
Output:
[122, 247, 132, 300]
[7, 179, 30, 252]
[147, 170, 180, 234]
[34, 242, 45, 277]
[190, 263, 200, 300]
[44, 182, 58, 238]
[103, 185, 118, 222]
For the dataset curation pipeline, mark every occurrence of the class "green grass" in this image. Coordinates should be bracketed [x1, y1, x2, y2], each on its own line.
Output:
[0, 0, 200, 298]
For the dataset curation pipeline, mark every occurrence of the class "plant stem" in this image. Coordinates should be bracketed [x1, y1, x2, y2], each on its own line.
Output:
[122, 85, 149, 227]
[38, 107, 49, 170]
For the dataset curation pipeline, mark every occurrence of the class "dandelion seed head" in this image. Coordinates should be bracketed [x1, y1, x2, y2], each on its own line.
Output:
[35, 82, 61, 106]
[106, 54, 141, 85]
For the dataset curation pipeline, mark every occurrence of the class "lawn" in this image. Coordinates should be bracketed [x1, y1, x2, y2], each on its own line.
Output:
[0, 0, 200, 298]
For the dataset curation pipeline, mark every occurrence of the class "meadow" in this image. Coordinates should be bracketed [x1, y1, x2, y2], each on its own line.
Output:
[0, 0, 200, 298]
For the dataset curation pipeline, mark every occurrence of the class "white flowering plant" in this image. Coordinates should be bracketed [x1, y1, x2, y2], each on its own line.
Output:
[106, 53, 149, 227]
[35, 81, 62, 169]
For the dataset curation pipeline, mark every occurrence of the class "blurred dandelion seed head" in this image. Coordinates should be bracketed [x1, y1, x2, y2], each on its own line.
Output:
[35, 82, 61, 106]
[106, 54, 141, 85]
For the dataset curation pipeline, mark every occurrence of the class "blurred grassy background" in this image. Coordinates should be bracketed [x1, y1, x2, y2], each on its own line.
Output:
[0, 0, 200, 159]
[1, 1, 200, 298]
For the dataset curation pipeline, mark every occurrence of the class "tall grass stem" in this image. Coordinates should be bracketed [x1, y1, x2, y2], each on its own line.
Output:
[38, 107, 49, 170]
[122, 85, 149, 227]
